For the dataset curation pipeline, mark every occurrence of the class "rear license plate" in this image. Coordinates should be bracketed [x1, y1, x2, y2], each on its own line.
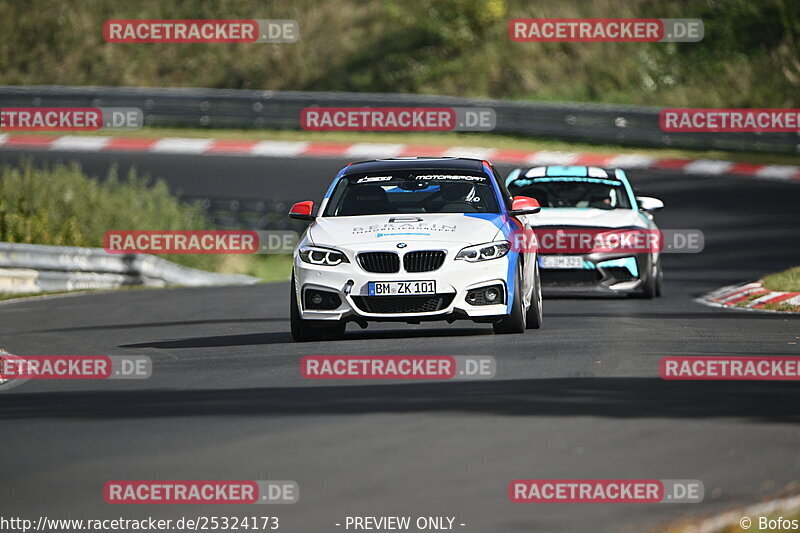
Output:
[368, 281, 436, 296]
[538, 255, 584, 269]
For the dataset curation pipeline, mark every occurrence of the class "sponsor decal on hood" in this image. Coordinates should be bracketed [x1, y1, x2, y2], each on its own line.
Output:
[308, 213, 503, 246]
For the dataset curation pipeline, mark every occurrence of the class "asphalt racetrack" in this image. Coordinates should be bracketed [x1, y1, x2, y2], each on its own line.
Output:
[0, 147, 799, 532]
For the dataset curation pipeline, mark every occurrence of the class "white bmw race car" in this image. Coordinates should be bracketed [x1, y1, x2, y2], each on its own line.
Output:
[288, 157, 543, 341]
[506, 165, 665, 298]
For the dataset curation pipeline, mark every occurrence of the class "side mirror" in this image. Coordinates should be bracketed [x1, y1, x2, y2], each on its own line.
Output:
[636, 196, 664, 211]
[509, 196, 541, 216]
[289, 201, 315, 221]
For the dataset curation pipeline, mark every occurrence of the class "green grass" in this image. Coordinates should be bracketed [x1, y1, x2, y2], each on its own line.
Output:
[0, 255, 293, 301]
[733, 293, 766, 307]
[0, 290, 77, 302]
[724, 267, 800, 312]
[1, 0, 798, 109]
[0, 284, 171, 303]
[0, 159, 223, 272]
[218, 254, 293, 283]
[763, 266, 800, 292]
[0, 160, 295, 288]
[0, 255, 293, 302]
[762, 302, 800, 312]
[749, 266, 800, 312]
[56, 127, 800, 166]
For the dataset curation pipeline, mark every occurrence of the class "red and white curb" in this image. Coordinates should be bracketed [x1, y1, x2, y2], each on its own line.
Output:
[0, 348, 29, 392]
[697, 281, 800, 313]
[0, 134, 798, 182]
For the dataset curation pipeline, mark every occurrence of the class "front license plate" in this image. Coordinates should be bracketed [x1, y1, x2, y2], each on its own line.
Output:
[538, 255, 585, 269]
[368, 281, 436, 296]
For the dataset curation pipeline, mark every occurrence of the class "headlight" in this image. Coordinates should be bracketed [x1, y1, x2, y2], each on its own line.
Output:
[455, 241, 510, 262]
[299, 246, 349, 266]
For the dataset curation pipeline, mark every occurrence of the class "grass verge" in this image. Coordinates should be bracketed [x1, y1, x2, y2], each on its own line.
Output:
[0, 158, 221, 272]
[763, 266, 800, 292]
[0, 256, 294, 304]
[760, 266, 800, 312]
[219, 254, 293, 283]
[727, 267, 800, 312]
[2, 0, 798, 109]
[0, 160, 295, 298]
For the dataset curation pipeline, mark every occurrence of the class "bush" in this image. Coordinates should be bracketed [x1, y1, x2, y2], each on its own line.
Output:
[0, 160, 222, 272]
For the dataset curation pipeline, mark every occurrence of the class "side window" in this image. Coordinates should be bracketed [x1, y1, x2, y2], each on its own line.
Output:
[492, 167, 514, 209]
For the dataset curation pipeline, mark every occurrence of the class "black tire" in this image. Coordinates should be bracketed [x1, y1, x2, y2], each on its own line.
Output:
[290, 276, 346, 342]
[634, 257, 657, 299]
[493, 263, 526, 334]
[655, 260, 664, 297]
[525, 262, 543, 329]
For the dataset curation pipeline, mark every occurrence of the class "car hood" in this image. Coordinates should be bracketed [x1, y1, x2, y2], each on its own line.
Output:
[527, 208, 648, 229]
[308, 213, 507, 247]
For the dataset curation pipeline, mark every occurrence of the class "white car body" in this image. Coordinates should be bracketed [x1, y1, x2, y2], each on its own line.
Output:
[507, 166, 664, 297]
[289, 158, 543, 340]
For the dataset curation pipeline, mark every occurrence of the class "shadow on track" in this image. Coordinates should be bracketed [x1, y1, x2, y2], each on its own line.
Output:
[3, 378, 800, 423]
[29, 318, 287, 334]
[120, 327, 492, 349]
[545, 311, 798, 320]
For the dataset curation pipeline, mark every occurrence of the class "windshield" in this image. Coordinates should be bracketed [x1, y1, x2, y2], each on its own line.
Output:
[323, 171, 501, 216]
[507, 176, 632, 210]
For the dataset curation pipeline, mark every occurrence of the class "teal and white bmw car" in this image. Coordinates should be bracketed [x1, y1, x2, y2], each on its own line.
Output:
[506, 166, 664, 298]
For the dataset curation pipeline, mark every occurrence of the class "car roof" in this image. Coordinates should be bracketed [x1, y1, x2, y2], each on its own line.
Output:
[522, 165, 615, 178]
[507, 165, 630, 184]
[343, 157, 487, 176]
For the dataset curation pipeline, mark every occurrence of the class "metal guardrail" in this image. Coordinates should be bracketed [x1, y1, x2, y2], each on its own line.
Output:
[0, 242, 257, 294]
[0, 85, 797, 155]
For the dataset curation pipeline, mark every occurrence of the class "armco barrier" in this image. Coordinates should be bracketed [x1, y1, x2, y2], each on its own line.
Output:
[0, 242, 257, 294]
[0, 85, 797, 155]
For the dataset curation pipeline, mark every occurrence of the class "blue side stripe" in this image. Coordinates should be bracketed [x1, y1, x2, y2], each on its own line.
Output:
[464, 212, 519, 313]
[323, 165, 350, 199]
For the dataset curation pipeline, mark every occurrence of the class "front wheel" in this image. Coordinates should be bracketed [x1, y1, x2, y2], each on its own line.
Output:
[493, 264, 526, 334]
[525, 262, 543, 329]
[633, 257, 658, 299]
[290, 276, 346, 342]
[655, 260, 664, 297]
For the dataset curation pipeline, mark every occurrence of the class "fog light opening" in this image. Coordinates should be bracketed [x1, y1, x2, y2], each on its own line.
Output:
[304, 289, 342, 310]
[465, 284, 505, 306]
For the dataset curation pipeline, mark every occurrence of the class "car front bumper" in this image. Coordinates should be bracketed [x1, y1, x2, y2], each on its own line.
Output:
[293, 251, 516, 322]
[539, 253, 650, 295]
